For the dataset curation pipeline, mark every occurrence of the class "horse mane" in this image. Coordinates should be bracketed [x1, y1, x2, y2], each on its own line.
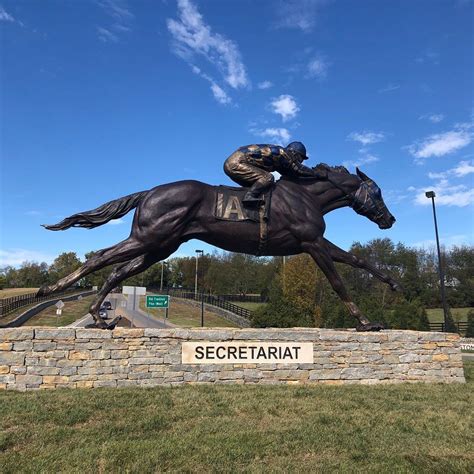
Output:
[279, 163, 355, 185]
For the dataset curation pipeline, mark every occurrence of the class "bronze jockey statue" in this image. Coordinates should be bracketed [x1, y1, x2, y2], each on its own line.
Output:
[224, 141, 327, 206]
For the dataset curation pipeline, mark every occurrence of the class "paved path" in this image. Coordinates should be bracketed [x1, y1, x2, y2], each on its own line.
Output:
[68, 293, 174, 328]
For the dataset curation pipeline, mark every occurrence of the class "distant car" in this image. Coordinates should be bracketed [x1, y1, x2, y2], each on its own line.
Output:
[102, 301, 112, 310]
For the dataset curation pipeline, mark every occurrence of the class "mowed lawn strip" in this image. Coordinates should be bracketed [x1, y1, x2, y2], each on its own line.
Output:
[0, 363, 472, 472]
[232, 301, 267, 312]
[0, 288, 38, 298]
[426, 307, 472, 323]
[23, 296, 95, 327]
[139, 295, 237, 327]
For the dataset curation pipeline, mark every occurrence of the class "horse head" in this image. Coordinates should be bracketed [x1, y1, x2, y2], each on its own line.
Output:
[351, 168, 396, 229]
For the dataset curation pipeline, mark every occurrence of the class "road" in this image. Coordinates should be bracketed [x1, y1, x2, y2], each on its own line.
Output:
[69, 293, 174, 328]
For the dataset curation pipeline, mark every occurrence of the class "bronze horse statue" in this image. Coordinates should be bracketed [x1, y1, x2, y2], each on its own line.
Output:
[37, 166, 400, 330]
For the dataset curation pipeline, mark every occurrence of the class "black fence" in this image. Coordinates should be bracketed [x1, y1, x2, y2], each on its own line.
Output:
[155, 288, 253, 320]
[428, 321, 468, 333]
[217, 294, 267, 303]
[0, 287, 93, 319]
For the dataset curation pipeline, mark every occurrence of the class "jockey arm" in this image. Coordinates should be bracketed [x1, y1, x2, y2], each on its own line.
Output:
[277, 149, 320, 178]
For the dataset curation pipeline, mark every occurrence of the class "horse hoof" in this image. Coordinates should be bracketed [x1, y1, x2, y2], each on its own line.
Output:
[85, 316, 122, 330]
[106, 316, 122, 330]
[356, 322, 385, 332]
[36, 285, 52, 297]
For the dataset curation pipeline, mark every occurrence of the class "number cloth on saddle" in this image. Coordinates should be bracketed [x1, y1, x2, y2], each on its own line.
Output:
[214, 185, 272, 222]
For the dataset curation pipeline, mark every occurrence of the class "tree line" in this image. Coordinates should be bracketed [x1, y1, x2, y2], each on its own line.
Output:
[1, 239, 473, 332]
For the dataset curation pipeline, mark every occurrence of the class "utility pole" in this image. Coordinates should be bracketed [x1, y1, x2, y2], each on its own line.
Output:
[425, 191, 450, 331]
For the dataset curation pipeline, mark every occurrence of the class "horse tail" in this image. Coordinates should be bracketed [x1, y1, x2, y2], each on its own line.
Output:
[42, 190, 149, 231]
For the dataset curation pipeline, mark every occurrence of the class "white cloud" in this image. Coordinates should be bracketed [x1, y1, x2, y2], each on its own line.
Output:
[191, 65, 231, 104]
[99, 0, 134, 22]
[415, 50, 439, 65]
[0, 5, 14, 22]
[258, 81, 273, 90]
[210, 83, 231, 105]
[274, 0, 327, 32]
[428, 160, 474, 180]
[97, 0, 134, 42]
[406, 123, 473, 162]
[0, 249, 56, 267]
[453, 160, 474, 177]
[97, 26, 119, 43]
[411, 234, 471, 249]
[343, 154, 379, 169]
[306, 56, 328, 79]
[411, 178, 474, 207]
[378, 83, 400, 93]
[252, 127, 291, 143]
[270, 94, 300, 121]
[167, 0, 249, 100]
[419, 113, 444, 123]
[106, 218, 125, 226]
[347, 131, 385, 146]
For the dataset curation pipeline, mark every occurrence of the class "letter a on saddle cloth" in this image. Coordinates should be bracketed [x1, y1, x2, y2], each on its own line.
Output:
[214, 186, 272, 223]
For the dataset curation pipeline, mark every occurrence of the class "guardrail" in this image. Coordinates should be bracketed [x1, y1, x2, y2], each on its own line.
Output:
[0, 287, 93, 319]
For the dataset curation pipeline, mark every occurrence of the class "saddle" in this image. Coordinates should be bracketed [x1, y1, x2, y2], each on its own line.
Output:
[214, 185, 272, 223]
[214, 185, 272, 255]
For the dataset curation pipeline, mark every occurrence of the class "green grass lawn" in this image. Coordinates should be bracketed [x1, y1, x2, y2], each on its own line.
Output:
[23, 296, 95, 327]
[0, 362, 472, 472]
[0, 288, 38, 298]
[140, 295, 238, 327]
[232, 301, 267, 312]
[426, 307, 472, 323]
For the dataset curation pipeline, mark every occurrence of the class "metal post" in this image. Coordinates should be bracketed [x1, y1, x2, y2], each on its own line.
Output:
[201, 293, 204, 327]
[160, 261, 164, 292]
[426, 191, 449, 331]
[195, 249, 203, 299]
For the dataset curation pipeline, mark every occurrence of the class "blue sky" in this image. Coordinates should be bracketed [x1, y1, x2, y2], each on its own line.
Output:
[1, 0, 473, 267]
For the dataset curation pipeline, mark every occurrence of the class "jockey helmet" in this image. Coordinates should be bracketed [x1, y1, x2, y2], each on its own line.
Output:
[286, 141, 307, 161]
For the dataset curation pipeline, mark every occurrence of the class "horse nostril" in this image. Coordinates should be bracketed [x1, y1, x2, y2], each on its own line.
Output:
[391, 216, 396, 223]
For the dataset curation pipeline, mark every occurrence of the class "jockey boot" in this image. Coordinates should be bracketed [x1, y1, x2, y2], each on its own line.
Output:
[243, 190, 264, 207]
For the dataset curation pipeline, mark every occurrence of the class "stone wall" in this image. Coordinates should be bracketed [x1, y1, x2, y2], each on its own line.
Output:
[0, 328, 465, 390]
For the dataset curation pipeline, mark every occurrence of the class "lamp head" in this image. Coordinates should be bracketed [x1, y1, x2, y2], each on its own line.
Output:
[425, 191, 436, 199]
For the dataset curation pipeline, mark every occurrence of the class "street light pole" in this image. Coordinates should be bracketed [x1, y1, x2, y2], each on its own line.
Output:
[425, 191, 450, 331]
[195, 250, 203, 299]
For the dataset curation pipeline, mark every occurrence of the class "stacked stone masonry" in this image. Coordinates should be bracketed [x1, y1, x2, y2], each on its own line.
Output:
[0, 328, 465, 390]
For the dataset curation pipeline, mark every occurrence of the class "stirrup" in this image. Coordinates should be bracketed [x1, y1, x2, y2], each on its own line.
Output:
[243, 194, 264, 207]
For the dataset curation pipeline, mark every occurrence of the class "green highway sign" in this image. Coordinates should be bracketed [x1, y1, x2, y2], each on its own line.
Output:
[146, 295, 169, 308]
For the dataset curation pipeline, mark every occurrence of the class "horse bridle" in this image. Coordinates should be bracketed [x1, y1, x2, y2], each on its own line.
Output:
[325, 175, 386, 221]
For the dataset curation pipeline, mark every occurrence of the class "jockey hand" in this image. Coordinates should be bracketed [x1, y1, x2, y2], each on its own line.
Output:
[313, 166, 328, 180]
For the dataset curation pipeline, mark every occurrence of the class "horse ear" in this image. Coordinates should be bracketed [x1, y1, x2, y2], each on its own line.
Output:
[356, 167, 370, 181]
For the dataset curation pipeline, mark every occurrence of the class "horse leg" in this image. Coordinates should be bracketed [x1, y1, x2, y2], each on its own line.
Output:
[37, 236, 148, 297]
[87, 240, 180, 328]
[301, 239, 383, 331]
[86, 253, 161, 328]
[323, 238, 403, 292]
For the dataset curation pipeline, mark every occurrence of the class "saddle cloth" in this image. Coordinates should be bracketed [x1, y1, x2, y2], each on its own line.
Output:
[214, 185, 272, 222]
